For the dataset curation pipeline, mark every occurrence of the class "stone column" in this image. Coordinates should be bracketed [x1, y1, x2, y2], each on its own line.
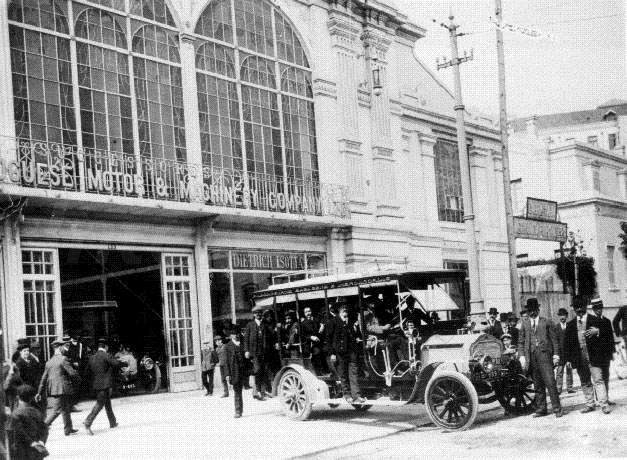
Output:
[327, 228, 348, 275]
[194, 219, 214, 345]
[617, 169, 627, 199]
[1, 217, 24, 352]
[179, 33, 204, 202]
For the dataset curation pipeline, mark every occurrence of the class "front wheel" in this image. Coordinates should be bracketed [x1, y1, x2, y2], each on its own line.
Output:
[278, 370, 313, 421]
[496, 374, 536, 415]
[425, 371, 478, 431]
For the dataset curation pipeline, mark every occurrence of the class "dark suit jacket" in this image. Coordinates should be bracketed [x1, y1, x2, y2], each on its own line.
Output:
[87, 350, 125, 391]
[613, 306, 627, 336]
[564, 315, 615, 369]
[16, 356, 42, 389]
[8, 403, 48, 460]
[224, 341, 245, 386]
[243, 320, 276, 357]
[38, 354, 78, 397]
[486, 320, 504, 339]
[519, 317, 559, 364]
[328, 319, 362, 357]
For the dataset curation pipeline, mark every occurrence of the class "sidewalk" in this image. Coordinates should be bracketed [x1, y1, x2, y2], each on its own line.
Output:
[46, 377, 626, 459]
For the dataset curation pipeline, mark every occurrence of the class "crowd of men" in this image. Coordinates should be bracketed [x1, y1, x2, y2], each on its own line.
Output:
[3, 334, 127, 458]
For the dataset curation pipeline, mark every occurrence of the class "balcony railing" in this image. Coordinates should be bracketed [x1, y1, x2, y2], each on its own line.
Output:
[1, 138, 350, 219]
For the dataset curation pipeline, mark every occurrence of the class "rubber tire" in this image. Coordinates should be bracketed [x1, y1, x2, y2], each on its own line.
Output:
[278, 370, 313, 421]
[425, 370, 479, 431]
[496, 374, 536, 415]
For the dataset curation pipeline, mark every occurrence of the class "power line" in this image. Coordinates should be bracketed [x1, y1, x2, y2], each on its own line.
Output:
[531, 13, 620, 26]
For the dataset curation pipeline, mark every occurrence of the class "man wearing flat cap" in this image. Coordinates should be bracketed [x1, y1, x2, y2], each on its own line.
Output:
[519, 298, 563, 418]
[563, 296, 614, 414]
[486, 307, 504, 339]
[83, 338, 127, 435]
[36, 337, 79, 435]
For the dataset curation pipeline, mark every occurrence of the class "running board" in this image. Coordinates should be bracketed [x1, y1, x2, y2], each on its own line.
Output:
[318, 397, 408, 407]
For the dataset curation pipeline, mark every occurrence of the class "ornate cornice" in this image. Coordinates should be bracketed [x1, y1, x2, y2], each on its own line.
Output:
[327, 11, 362, 53]
[361, 27, 392, 61]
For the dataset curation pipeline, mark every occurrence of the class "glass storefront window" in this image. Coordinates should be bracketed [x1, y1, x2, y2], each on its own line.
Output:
[210, 271, 231, 336]
[209, 250, 229, 269]
[208, 249, 326, 332]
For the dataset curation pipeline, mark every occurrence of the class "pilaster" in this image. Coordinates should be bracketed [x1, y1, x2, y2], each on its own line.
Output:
[418, 133, 439, 232]
[617, 168, 627, 199]
[1, 217, 24, 352]
[179, 33, 203, 202]
[194, 219, 214, 345]
[327, 227, 349, 275]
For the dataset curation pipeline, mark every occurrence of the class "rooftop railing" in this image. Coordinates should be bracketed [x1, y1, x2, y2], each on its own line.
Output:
[0, 137, 350, 219]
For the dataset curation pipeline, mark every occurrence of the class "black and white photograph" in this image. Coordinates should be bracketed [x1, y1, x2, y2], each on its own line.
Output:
[0, 0, 625, 458]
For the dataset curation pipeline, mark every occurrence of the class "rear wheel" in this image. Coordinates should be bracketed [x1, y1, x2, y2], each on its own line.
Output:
[496, 374, 536, 415]
[278, 370, 313, 421]
[425, 371, 478, 431]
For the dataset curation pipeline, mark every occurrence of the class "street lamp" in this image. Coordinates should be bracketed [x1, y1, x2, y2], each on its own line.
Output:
[372, 66, 382, 96]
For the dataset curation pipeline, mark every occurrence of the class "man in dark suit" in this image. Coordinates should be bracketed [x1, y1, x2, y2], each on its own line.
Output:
[36, 338, 79, 435]
[83, 339, 126, 434]
[503, 314, 519, 347]
[554, 308, 574, 394]
[564, 296, 614, 414]
[590, 298, 616, 406]
[328, 305, 365, 404]
[224, 325, 246, 418]
[485, 307, 504, 338]
[243, 306, 277, 400]
[519, 298, 562, 417]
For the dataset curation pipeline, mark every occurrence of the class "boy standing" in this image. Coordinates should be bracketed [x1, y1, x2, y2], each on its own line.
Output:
[200, 340, 218, 396]
[224, 326, 246, 418]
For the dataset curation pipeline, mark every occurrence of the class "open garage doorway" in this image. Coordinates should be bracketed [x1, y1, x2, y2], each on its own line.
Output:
[59, 248, 168, 395]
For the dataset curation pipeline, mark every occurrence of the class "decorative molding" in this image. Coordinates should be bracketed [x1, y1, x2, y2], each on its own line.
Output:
[339, 139, 362, 154]
[312, 79, 338, 99]
[179, 33, 196, 45]
[372, 146, 394, 159]
[327, 11, 361, 53]
[357, 88, 371, 107]
[361, 27, 392, 60]
[583, 159, 601, 168]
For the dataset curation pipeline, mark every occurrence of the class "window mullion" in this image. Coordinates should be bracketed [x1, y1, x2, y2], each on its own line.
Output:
[126, 13, 142, 180]
[271, 10, 289, 210]
[68, 1, 86, 192]
[231, 0, 248, 178]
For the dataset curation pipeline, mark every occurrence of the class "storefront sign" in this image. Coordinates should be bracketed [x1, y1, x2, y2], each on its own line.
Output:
[514, 217, 567, 242]
[231, 251, 306, 271]
[526, 197, 558, 222]
[3, 140, 350, 218]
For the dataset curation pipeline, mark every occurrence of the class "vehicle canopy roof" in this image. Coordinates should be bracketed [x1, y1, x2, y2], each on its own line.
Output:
[252, 269, 466, 310]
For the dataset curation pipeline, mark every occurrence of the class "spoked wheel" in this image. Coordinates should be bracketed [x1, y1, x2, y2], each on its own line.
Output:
[496, 374, 536, 415]
[278, 370, 312, 420]
[425, 371, 478, 431]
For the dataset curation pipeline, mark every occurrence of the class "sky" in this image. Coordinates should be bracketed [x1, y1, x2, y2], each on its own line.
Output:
[401, 0, 626, 119]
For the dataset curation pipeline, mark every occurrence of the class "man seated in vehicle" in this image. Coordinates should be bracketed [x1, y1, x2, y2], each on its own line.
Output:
[301, 306, 325, 373]
[403, 296, 432, 335]
[281, 311, 300, 359]
[364, 298, 408, 369]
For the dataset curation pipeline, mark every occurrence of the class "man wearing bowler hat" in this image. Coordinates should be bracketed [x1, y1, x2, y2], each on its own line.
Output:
[519, 298, 563, 418]
[243, 305, 277, 400]
[83, 338, 127, 435]
[224, 325, 246, 418]
[564, 295, 614, 414]
[486, 307, 504, 339]
[554, 308, 574, 394]
[36, 337, 79, 435]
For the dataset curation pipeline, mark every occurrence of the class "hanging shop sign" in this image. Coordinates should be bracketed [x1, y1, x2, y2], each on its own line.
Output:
[231, 251, 306, 271]
[514, 216, 568, 242]
[526, 197, 558, 222]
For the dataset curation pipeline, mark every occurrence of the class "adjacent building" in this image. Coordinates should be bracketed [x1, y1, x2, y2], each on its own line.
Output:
[0, 0, 510, 392]
[510, 100, 627, 320]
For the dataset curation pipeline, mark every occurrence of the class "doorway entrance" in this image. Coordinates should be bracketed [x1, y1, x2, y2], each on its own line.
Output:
[59, 249, 167, 394]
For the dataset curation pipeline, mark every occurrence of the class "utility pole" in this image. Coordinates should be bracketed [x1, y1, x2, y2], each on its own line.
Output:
[437, 14, 484, 318]
[494, 0, 521, 315]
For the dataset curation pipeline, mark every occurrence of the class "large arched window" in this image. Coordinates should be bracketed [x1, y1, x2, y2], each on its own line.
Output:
[194, 0, 318, 186]
[9, 0, 184, 168]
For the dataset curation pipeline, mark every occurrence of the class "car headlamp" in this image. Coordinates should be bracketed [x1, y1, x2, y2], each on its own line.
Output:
[480, 355, 494, 373]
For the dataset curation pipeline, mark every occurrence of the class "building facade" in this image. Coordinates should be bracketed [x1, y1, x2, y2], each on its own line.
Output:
[0, 0, 510, 392]
[510, 100, 627, 321]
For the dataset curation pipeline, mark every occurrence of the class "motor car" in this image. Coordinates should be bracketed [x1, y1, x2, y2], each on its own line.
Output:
[252, 268, 535, 430]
